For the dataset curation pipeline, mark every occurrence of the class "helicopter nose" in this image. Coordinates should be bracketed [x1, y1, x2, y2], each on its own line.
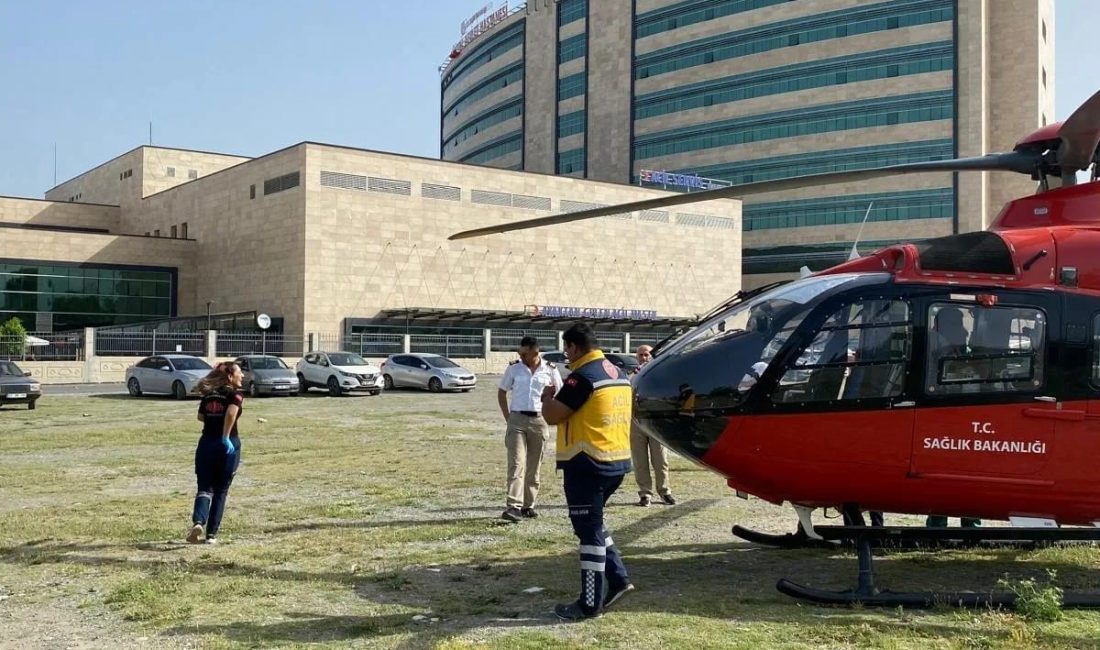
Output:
[632, 347, 746, 465]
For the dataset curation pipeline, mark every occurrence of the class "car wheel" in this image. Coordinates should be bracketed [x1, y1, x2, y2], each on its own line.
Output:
[383, 374, 394, 390]
[461, 388, 472, 393]
[127, 377, 142, 397]
[428, 377, 443, 393]
[297, 373, 308, 394]
[249, 382, 260, 398]
[172, 381, 187, 400]
[327, 376, 342, 397]
[370, 390, 381, 396]
[27, 400, 36, 410]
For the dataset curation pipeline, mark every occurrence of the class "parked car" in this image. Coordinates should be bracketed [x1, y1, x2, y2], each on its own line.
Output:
[296, 351, 383, 396]
[380, 353, 477, 392]
[235, 355, 299, 397]
[125, 354, 212, 399]
[0, 360, 41, 410]
[541, 351, 640, 377]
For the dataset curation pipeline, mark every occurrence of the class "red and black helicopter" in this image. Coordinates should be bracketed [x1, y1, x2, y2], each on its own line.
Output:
[451, 89, 1100, 609]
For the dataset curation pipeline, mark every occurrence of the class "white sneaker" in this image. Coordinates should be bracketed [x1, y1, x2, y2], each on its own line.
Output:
[204, 536, 218, 545]
[186, 524, 204, 544]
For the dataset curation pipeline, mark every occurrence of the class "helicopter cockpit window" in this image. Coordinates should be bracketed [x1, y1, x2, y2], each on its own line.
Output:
[925, 302, 1045, 396]
[773, 299, 911, 404]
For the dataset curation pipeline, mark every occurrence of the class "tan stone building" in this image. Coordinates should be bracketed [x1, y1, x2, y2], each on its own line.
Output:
[439, 0, 1054, 287]
[3, 143, 741, 340]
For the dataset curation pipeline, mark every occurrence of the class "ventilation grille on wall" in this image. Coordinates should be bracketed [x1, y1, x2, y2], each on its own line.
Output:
[639, 210, 670, 223]
[368, 176, 412, 195]
[706, 215, 736, 229]
[560, 199, 599, 213]
[676, 213, 708, 227]
[471, 189, 512, 206]
[320, 171, 367, 191]
[512, 194, 551, 210]
[422, 183, 461, 201]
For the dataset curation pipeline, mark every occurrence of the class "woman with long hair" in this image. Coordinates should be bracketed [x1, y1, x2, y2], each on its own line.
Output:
[187, 361, 245, 544]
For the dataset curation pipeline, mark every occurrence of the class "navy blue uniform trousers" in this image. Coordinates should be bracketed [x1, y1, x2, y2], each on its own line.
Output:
[563, 467, 630, 614]
[191, 435, 241, 537]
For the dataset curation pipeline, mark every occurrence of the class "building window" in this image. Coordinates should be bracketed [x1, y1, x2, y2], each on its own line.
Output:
[250, 184, 256, 199]
[188, 169, 198, 179]
[145, 232, 150, 237]
[181, 222, 188, 239]
[263, 172, 300, 196]
[170, 225, 178, 238]
[154, 229, 160, 237]
[1041, 67, 1046, 88]
[167, 167, 175, 177]
[1042, 19, 1047, 41]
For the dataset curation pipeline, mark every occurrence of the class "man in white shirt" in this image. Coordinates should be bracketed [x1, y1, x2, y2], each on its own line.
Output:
[630, 345, 675, 507]
[498, 335, 563, 522]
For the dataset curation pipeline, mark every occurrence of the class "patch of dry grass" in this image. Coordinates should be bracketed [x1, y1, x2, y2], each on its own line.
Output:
[2, 389, 1100, 648]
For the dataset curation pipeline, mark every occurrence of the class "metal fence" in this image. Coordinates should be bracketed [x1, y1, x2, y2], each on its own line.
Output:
[339, 333, 404, 357]
[489, 328, 560, 352]
[216, 332, 307, 358]
[0, 332, 85, 361]
[94, 331, 207, 357]
[596, 332, 627, 353]
[410, 334, 483, 358]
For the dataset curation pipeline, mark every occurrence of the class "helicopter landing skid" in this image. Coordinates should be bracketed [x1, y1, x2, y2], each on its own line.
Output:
[777, 526, 1100, 610]
[731, 524, 838, 549]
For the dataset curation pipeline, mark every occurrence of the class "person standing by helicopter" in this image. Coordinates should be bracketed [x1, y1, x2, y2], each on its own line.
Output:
[630, 345, 675, 507]
[541, 323, 634, 621]
[186, 362, 245, 545]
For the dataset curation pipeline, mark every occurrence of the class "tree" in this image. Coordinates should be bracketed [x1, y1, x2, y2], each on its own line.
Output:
[0, 317, 27, 357]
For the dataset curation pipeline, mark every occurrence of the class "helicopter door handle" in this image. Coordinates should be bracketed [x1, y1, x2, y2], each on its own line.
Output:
[1033, 396, 1058, 403]
[892, 400, 916, 408]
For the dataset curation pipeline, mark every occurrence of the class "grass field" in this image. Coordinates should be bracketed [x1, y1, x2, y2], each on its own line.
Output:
[3, 387, 1100, 649]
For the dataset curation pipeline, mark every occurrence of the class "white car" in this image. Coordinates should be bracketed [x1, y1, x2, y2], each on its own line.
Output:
[295, 351, 384, 396]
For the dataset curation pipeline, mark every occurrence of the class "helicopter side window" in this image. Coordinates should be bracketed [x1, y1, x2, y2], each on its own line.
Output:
[925, 302, 1045, 396]
[774, 299, 911, 404]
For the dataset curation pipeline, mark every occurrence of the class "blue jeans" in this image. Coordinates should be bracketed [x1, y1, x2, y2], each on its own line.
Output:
[191, 435, 241, 537]
[563, 468, 630, 614]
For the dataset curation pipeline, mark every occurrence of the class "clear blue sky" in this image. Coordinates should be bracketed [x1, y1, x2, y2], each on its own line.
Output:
[0, 0, 1095, 198]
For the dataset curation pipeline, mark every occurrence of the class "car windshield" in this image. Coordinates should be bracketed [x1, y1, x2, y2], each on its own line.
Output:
[171, 357, 212, 371]
[0, 361, 23, 376]
[425, 356, 460, 369]
[328, 353, 368, 366]
[249, 357, 288, 370]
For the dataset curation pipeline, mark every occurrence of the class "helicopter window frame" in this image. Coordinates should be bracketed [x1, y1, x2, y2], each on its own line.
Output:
[924, 302, 1046, 397]
[771, 297, 913, 405]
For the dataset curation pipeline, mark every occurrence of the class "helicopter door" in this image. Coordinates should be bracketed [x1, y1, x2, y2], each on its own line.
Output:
[910, 296, 1055, 482]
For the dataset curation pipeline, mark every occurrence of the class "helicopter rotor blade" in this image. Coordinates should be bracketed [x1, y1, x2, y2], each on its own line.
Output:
[1057, 89, 1100, 171]
[448, 151, 1036, 240]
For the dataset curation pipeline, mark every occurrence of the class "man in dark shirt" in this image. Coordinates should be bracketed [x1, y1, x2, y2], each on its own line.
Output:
[541, 323, 634, 620]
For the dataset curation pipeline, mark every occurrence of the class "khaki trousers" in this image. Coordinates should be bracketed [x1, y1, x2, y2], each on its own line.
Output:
[631, 428, 671, 497]
[505, 412, 550, 509]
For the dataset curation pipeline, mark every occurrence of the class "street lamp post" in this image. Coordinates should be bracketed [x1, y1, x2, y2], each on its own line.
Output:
[206, 301, 214, 331]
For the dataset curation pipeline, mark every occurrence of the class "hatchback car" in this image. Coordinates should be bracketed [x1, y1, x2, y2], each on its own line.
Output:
[0, 360, 42, 410]
[296, 351, 383, 396]
[125, 354, 212, 399]
[235, 355, 299, 397]
[380, 353, 477, 392]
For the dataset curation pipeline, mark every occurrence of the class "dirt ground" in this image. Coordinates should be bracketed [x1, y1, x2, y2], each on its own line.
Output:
[2, 386, 1100, 649]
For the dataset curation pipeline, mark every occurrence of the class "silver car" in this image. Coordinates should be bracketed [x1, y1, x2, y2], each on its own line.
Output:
[235, 355, 299, 397]
[380, 353, 477, 392]
[0, 360, 42, 410]
[125, 354, 212, 399]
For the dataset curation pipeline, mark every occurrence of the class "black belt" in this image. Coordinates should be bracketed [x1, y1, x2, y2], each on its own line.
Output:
[514, 410, 539, 417]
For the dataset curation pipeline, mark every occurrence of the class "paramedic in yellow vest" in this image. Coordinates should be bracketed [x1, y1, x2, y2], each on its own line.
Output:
[540, 323, 634, 621]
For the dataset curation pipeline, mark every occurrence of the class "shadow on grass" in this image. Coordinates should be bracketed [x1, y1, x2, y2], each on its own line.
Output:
[5, 500, 1100, 648]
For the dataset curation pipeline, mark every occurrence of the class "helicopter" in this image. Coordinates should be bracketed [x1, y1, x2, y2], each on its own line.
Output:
[451, 89, 1100, 609]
